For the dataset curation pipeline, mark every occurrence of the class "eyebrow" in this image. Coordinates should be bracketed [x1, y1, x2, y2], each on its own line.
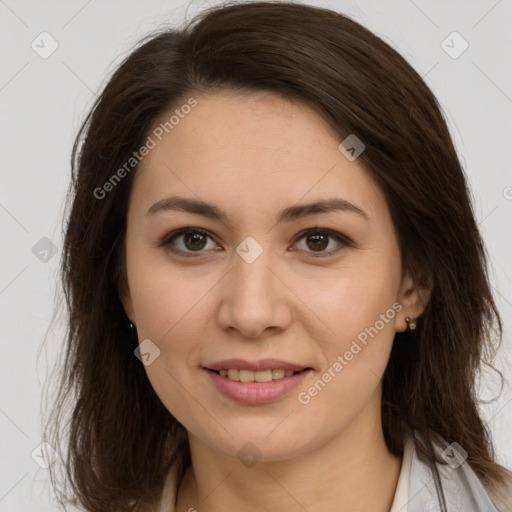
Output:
[146, 196, 369, 223]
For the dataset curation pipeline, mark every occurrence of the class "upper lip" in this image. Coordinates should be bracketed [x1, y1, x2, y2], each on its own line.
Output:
[205, 358, 310, 372]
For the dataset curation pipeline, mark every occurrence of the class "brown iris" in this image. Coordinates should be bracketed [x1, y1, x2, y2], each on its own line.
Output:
[183, 232, 208, 251]
[305, 232, 329, 252]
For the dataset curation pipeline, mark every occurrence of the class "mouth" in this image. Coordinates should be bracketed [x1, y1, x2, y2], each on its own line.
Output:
[205, 367, 312, 382]
[202, 359, 314, 404]
[204, 366, 313, 404]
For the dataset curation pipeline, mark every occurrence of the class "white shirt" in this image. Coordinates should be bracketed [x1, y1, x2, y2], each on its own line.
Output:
[389, 434, 414, 512]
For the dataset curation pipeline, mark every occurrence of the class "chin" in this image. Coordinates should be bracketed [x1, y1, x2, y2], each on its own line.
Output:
[192, 420, 318, 463]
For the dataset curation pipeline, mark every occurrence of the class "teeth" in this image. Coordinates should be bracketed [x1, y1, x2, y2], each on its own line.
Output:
[239, 369, 255, 382]
[216, 368, 301, 382]
[272, 369, 285, 379]
[227, 369, 239, 381]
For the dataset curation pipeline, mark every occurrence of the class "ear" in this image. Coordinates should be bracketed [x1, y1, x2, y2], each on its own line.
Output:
[118, 276, 136, 325]
[395, 268, 432, 333]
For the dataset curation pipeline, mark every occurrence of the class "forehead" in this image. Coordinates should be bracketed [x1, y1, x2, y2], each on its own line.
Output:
[130, 90, 387, 225]
[147, 89, 344, 163]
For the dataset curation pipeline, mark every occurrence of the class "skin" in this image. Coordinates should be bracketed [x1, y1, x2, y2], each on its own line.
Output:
[120, 90, 431, 512]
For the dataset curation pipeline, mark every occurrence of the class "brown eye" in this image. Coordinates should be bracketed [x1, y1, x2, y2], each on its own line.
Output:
[182, 231, 208, 251]
[305, 232, 329, 251]
[162, 228, 218, 257]
[294, 228, 350, 257]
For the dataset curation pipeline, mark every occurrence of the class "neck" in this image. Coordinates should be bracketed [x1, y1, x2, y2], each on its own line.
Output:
[175, 398, 402, 512]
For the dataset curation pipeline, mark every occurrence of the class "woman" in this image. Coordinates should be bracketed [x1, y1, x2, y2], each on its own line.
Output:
[45, 2, 512, 511]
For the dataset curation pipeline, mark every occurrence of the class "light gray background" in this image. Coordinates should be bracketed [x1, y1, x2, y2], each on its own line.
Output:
[1, 0, 511, 510]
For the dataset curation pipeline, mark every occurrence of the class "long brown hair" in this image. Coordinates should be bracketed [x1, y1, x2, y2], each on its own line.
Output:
[44, 1, 510, 510]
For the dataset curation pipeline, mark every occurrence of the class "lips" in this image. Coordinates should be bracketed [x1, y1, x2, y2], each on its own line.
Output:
[203, 358, 313, 403]
[205, 365, 312, 404]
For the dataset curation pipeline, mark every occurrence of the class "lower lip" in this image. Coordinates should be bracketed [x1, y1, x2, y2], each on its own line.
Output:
[205, 369, 312, 405]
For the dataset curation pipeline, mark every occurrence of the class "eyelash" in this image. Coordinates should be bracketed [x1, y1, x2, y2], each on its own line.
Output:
[160, 226, 353, 259]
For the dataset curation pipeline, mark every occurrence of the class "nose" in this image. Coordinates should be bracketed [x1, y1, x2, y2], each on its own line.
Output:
[216, 242, 293, 340]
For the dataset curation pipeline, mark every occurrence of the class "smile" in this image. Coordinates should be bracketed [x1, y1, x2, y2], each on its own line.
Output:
[204, 366, 312, 404]
[214, 368, 298, 382]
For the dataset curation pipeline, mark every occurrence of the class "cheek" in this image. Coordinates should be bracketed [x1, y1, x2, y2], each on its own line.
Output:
[126, 253, 219, 404]
[127, 245, 216, 341]
[294, 278, 399, 431]
[128, 268, 208, 426]
[297, 254, 401, 413]
[309, 260, 400, 351]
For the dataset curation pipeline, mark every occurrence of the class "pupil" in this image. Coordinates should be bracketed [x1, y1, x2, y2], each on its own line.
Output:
[308, 233, 328, 251]
[185, 232, 206, 251]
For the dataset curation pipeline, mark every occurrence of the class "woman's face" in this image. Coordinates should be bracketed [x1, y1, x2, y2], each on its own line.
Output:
[121, 90, 424, 462]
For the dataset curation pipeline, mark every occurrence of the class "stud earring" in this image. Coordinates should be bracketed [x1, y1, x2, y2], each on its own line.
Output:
[405, 317, 417, 330]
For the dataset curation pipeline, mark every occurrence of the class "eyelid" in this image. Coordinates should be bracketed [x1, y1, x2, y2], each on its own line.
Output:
[291, 227, 352, 258]
[159, 227, 217, 257]
[161, 226, 353, 257]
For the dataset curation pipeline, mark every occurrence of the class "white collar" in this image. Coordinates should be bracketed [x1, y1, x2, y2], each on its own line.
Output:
[389, 434, 415, 512]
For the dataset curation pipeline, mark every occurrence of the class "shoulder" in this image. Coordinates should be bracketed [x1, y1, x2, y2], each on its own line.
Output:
[408, 430, 512, 511]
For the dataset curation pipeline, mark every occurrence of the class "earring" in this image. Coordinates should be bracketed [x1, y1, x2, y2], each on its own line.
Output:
[405, 317, 417, 330]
